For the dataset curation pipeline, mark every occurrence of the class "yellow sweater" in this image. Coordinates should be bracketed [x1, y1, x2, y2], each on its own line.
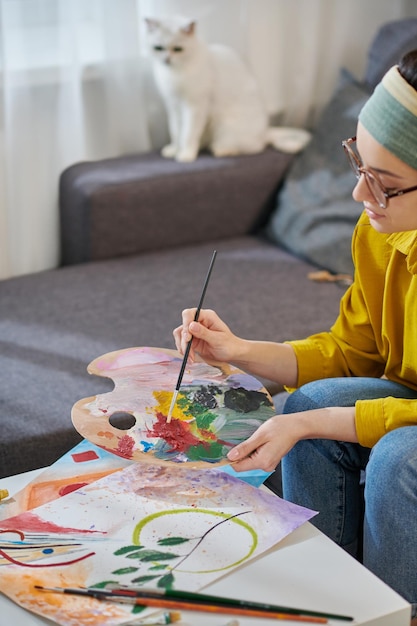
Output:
[288, 211, 417, 448]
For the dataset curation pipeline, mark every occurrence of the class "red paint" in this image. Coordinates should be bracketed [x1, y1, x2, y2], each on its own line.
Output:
[0, 529, 24, 540]
[200, 428, 216, 441]
[71, 450, 99, 463]
[0, 512, 102, 535]
[0, 526, 97, 568]
[116, 434, 135, 458]
[148, 412, 202, 452]
[58, 483, 88, 497]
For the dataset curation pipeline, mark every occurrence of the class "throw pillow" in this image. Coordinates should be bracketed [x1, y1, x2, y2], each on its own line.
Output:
[365, 18, 417, 89]
[265, 69, 370, 275]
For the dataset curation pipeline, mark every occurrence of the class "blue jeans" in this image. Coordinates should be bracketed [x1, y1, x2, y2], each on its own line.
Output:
[281, 377, 417, 616]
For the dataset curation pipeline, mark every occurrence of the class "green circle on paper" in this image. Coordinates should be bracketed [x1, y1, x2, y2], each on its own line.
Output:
[132, 508, 258, 573]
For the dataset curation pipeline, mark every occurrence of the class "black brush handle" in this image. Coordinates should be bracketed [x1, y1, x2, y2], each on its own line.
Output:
[174, 250, 217, 391]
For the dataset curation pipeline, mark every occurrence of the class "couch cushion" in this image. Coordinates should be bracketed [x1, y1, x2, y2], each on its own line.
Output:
[59, 149, 293, 265]
[265, 70, 370, 275]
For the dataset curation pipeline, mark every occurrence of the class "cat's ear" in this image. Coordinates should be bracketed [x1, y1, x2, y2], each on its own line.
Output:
[181, 21, 196, 36]
[144, 18, 160, 32]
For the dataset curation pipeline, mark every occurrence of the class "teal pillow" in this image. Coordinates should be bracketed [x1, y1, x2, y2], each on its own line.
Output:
[265, 70, 370, 274]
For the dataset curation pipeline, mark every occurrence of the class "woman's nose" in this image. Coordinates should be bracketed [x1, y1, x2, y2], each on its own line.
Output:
[352, 172, 373, 204]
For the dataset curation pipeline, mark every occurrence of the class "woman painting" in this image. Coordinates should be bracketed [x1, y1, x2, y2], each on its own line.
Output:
[174, 50, 417, 622]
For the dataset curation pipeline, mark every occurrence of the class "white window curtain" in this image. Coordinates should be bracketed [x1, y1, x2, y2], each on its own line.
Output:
[1, 0, 417, 279]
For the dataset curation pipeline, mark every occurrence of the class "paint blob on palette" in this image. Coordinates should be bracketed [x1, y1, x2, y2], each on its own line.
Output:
[72, 347, 276, 467]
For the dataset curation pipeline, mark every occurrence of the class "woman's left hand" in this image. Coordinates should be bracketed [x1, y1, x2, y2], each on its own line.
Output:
[226, 413, 302, 472]
[226, 406, 358, 472]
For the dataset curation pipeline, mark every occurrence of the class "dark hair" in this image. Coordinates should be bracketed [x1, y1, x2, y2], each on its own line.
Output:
[398, 49, 417, 90]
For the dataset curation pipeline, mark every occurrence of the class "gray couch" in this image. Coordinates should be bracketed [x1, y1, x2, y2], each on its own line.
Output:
[1, 18, 417, 482]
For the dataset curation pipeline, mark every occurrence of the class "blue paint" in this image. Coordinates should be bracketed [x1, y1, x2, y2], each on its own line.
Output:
[140, 440, 154, 452]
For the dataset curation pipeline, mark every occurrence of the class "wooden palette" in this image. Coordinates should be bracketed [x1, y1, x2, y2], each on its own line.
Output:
[72, 346, 276, 467]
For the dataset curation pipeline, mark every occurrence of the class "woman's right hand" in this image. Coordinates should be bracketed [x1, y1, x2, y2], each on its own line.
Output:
[173, 308, 244, 364]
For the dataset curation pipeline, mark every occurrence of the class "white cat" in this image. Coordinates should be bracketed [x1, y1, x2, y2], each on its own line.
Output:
[145, 16, 311, 162]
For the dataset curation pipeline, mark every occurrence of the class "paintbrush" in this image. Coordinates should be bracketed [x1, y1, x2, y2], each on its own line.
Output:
[35, 584, 325, 622]
[34, 585, 353, 622]
[166, 249, 217, 423]
[108, 586, 353, 622]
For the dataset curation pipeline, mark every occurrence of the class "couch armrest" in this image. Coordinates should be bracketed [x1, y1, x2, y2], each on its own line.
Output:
[59, 149, 293, 265]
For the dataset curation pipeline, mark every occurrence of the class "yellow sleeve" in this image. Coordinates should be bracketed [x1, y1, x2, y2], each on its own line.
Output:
[287, 334, 353, 387]
[287, 322, 385, 388]
[287, 214, 386, 387]
[356, 397, 417, 447]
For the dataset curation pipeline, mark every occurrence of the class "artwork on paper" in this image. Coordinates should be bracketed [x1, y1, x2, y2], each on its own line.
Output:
[0, 462, 316, 626]
[71, 347, 276, 467]
[0, 439, 134, 522]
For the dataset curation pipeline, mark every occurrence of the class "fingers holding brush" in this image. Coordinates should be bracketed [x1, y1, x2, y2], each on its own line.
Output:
[173, 308, 243, 364]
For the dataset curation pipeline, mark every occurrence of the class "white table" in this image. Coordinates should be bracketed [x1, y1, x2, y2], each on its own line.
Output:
[0, 468, 411, 626]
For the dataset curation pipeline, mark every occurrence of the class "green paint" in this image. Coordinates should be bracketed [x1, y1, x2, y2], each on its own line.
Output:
[114, 544, 144, 555]
[127, 549, 180, 562]
[157, 537, 191, 546]
[131, 574, 160, 584]
[132, 508, 258, 574]
[157, 572, 175, 589]
[111, 566, 138, 575]
[186, 440, 225, 461]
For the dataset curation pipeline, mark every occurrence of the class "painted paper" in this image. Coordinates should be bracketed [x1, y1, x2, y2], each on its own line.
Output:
[0, 463, 316, 626]
[0, 439, 133, 521]
[72, 347, 276, 467]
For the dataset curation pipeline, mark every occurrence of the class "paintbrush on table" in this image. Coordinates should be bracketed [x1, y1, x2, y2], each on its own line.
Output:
[34, 584, 354, 622]
[166, 249, 217, 423]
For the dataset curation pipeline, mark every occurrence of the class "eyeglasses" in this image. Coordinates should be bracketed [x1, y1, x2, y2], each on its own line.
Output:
[342, 136, 417, 209]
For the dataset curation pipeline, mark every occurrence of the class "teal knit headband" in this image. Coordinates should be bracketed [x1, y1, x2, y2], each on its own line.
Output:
[359, 65, 417, 170]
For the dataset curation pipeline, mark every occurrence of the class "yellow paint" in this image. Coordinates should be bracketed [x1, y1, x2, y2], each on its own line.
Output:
[153, 390, 193, 422]
[0, 489, 9, 501]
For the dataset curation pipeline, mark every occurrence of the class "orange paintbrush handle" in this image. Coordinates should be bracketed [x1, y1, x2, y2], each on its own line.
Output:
[125, 596, 328, 623]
